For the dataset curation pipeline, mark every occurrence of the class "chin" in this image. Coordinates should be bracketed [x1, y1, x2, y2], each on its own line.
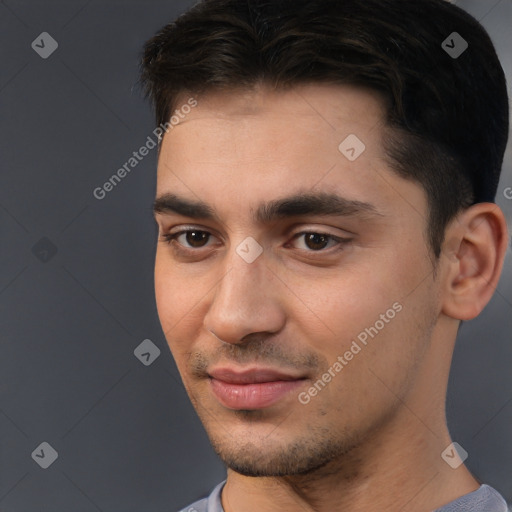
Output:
[209, 430, 349, 477]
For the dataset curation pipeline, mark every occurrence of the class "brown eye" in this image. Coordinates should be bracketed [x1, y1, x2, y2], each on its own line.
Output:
[304, 233, 330, 250]
[183, 230, 210, 248]
[291, 231, 349, 252]
[161, 229, 212, 248]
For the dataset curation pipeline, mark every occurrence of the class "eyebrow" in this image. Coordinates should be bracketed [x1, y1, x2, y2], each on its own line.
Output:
[153, 191, 383, 224]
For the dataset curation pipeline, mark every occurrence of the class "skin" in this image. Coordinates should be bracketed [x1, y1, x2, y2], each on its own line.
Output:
[153, 83, 509, 512]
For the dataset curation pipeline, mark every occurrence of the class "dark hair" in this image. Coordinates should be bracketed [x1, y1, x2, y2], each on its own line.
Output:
[140, 0, 509, 258]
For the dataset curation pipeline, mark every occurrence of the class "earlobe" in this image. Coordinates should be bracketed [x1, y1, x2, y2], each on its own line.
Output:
[441, 203, 508, 321]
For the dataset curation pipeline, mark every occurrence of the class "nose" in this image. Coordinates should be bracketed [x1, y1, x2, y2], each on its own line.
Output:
[203, 243, 286, 345]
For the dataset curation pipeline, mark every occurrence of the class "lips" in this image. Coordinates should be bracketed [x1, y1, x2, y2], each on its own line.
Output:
[209, 367, 303, 384]
[208, 367, 307, 410]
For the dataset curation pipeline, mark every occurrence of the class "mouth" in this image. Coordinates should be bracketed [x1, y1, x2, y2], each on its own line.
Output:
[207, 366, 308, 410]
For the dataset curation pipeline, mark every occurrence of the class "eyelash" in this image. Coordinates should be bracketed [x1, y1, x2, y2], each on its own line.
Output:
[159, 227, 351, 256]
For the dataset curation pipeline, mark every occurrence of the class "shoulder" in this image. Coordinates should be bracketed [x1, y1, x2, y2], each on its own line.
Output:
[177, 480, 227, 512]
[435, 484, 509, 512]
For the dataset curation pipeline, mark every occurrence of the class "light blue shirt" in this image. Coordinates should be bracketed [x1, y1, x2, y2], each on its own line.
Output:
[179, 480, 509, 512]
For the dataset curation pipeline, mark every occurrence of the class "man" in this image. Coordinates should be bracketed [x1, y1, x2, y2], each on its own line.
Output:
[141, 0, 510, 510]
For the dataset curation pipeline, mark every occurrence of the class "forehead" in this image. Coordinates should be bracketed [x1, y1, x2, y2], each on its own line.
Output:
[158, 83, 386, 176]
[155, 83, 425, 225]
[166, 83, 388, 149]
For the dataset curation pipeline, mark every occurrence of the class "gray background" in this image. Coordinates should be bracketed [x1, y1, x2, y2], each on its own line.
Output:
[0, 0, 511, 510]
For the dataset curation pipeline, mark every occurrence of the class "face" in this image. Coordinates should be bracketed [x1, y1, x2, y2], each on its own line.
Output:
[153, 83, 441, 477]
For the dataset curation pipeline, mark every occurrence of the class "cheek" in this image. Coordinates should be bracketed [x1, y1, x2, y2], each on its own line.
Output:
[292, 278, 433, 427]
[284, 247, 431, 388]
[154, 252, 174, 333]
[154, 251, 214, 357]
[287, 265, 401, 348]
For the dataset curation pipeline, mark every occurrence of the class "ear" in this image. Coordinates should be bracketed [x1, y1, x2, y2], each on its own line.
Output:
[440, 203, 509, 321]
